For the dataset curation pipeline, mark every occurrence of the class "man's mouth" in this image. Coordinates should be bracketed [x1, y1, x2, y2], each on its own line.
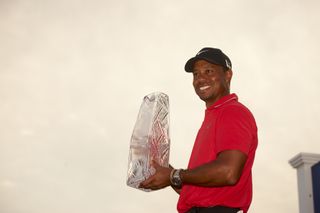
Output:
[199, 86, 210, 91]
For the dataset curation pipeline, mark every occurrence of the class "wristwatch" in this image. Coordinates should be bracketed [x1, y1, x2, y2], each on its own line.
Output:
[170, 169, 183, 188]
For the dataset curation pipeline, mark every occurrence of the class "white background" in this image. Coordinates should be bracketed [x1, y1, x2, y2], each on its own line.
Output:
[1, 0, 320, 212]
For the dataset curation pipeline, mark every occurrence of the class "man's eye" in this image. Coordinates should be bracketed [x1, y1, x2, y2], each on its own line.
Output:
[206, 69, 214, 74]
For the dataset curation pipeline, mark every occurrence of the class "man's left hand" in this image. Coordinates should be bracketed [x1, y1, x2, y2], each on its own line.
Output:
[139, 161, 172, 190]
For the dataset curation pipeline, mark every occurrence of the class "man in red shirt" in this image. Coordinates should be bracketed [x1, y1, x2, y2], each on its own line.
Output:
[140, 47, 258, 213]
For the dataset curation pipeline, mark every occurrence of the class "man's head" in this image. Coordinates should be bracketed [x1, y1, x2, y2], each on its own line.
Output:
[185, 47, 233, 107]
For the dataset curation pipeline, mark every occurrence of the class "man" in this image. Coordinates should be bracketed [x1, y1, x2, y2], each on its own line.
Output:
[140, 47, 258, 213]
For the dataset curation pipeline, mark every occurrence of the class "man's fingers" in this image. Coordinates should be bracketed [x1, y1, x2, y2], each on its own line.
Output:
[140, 178, 151, 187]
[139, 176, 163, 190]
[139, 175, 155, 189]
[139, 161, 171, 190]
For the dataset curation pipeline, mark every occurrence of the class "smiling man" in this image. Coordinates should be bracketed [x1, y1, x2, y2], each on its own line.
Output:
[140, 47, 258, 213]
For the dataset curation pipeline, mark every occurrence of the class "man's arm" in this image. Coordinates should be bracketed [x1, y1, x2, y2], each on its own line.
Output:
[180, 150, 247, 186]
[139, 149, 247, 190]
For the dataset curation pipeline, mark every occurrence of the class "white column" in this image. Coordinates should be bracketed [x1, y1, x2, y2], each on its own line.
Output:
[289, 152, 320, 213]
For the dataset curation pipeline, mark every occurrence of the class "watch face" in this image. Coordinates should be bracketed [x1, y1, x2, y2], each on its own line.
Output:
[173, 170, 182, 187]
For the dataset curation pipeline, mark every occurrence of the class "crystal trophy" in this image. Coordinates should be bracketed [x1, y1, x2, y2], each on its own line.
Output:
[126, 92, 170, 192]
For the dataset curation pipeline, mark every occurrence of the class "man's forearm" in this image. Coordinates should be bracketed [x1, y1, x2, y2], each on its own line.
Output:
[180, 150, 247, 187]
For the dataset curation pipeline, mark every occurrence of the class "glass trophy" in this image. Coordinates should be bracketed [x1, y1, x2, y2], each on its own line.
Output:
[126, 92, 170, 192]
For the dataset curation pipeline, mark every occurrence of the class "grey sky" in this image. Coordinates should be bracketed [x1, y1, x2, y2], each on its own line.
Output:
[1, 0, 320, 212]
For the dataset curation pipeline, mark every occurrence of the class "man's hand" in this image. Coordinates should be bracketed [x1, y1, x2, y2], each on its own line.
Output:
[139, 161, 172, 190]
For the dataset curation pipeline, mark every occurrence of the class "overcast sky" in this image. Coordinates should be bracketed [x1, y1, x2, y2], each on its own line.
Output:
[1, 0, 320, 212]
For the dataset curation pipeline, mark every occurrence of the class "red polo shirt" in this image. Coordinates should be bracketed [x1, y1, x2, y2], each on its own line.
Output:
[177, 94, 258, 213]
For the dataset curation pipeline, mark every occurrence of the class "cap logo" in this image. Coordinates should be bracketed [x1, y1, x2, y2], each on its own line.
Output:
[225, 59, 232, 69]
[197, 49, 209, 56]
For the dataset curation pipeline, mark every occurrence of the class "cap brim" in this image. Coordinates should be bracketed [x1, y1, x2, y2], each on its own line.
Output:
[184, 56, 222, 72]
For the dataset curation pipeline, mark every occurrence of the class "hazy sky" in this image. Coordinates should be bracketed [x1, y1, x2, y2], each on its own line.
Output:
[1, 0, 320, 212]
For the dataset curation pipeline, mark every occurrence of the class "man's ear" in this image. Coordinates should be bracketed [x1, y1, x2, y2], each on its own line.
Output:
[225, 69, 233, 84]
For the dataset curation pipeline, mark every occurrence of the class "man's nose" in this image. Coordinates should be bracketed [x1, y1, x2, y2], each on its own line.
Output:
[195, 73, 206, 82]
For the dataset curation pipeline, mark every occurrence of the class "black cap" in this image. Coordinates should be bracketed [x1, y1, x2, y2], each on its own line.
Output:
[184, 47, 232, 72]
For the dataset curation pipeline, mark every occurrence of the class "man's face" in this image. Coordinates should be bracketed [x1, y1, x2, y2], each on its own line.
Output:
[192, 60, 232, 107]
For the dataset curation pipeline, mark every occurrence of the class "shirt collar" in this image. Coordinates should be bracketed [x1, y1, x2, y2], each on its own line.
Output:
[206, 93, 238, 110]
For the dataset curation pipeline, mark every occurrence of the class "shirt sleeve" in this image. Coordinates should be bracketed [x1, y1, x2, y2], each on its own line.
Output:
[215, 105, 255, 155]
